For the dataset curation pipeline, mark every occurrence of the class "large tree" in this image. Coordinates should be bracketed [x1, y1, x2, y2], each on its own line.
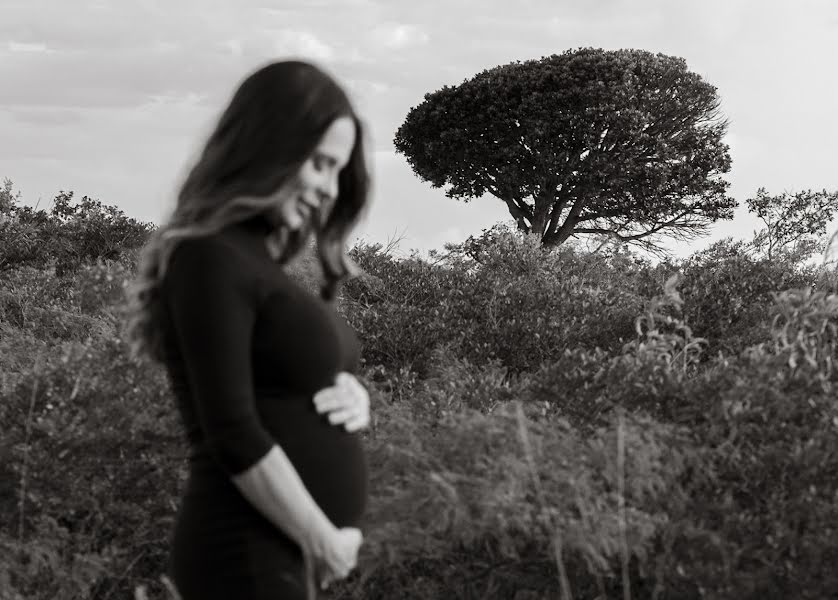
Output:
[394, 48, 736, 252]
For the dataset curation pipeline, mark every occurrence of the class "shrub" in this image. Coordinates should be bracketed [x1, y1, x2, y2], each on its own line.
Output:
[343, 241, 470, 375]
[0, 336, 182, 600]
[679, 238, 815, 358]
[650, 285, 838, 598]
[0, 188, 153, 275]
[6, 203, 838, 599]
[0, 260, 132, 343]
[665, 354, 838, 599]
[345, 228, 650, 377]
[527, 274, 708, 432]
[768, 287, 838, 390]
[355, 387, 692, 599]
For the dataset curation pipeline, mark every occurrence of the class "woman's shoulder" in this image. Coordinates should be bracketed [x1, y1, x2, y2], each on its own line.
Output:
[164, 229, 299, 302]
[168, 230, 240, 263]
[164, 231, 254, 287]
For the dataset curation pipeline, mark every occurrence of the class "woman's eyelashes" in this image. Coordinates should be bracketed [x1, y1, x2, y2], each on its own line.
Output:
[312, 152, 339, 173]
[312, 154, 328, 172]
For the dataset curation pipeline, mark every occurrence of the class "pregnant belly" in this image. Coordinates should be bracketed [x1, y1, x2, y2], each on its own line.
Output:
[256, 392, 368, 528]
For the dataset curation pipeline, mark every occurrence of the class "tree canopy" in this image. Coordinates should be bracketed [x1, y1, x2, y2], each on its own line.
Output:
[394, 47, 736, 253]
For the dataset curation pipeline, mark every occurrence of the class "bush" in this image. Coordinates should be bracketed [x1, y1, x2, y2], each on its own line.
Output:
[652, 285, 838, 598]
[343, 242, 471, 375]
[0, 187, 153, 275]
[354, 373, 692, 599]
[666, 355, 838, 599]
[0, 336, 182, 600]
[345, 227, 650, 377]
[679, 239, 815, 358]
[6, 199, 838, 599]
[0, 260, 132, 344]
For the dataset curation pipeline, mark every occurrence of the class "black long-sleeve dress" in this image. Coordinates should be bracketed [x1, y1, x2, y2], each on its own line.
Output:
[158, 214, 368, 599]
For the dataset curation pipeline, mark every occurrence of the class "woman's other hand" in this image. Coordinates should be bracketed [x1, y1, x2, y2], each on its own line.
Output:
[307, 526, 363, 591]
[313, 372, 370, 432]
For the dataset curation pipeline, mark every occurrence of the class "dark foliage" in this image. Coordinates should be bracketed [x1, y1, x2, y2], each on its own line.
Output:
[394, 48, 736, 252]
[0, 184, 154, 276]
[3, 191, 838, 599]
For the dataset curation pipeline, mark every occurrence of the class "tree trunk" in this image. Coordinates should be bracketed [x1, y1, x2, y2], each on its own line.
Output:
[545, 197, 587, 246]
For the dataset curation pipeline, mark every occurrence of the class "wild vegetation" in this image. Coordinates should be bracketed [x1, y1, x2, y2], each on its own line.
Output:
[2, 182, 838, 599]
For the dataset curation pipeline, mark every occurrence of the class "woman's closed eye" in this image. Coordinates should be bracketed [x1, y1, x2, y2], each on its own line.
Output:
[312, 155, 328, 172]
[312, 152, 339, 173]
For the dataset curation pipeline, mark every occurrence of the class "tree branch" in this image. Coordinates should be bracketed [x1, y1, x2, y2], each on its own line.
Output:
[485, 178, 532, 233]
[547, 196, 588, 246]
[574, 210, 695, 242]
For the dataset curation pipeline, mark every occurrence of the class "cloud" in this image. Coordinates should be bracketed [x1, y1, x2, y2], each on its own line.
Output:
[372, 24, 429, 49]
[7, 41, 51, 53]
[344, 78, 394, 105]
[0, 45, 247, 110]
[272, 29, 335, 61]
[223, 39, 244, 57]
[0, 0, 274, 110]
[6, 106, 84, 127]
[151, 40, 180, 53]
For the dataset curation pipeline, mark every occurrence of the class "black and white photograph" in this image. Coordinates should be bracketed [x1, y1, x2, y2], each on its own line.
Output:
[2, 1, 837, 598]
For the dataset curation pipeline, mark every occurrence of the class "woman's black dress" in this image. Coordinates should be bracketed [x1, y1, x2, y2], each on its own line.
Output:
[159, 215, 368, 599]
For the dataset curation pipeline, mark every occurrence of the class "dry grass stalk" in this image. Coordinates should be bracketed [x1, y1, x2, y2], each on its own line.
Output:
[515, 401, 573, 600]
[17, 352, 43, 545]
[617, 408, 631, 600]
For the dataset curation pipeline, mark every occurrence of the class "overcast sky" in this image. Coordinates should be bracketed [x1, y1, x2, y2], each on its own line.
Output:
[2, 0, 837, 260]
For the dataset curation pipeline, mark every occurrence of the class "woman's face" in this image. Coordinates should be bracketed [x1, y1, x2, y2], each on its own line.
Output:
[270, 115, 356, 231]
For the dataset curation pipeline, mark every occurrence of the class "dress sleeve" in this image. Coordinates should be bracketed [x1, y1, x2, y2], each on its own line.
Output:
[164, 236, 275, 475]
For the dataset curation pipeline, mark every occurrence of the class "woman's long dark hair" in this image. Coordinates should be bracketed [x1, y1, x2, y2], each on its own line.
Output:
[124, 60, 371, 363]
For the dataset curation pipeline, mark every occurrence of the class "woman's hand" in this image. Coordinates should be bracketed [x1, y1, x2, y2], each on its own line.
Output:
[313, 372, 370, 432]
[307, 526, 363, 591]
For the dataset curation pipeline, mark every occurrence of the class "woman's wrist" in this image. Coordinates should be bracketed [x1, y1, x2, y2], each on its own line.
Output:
[300, 509, 337, 556]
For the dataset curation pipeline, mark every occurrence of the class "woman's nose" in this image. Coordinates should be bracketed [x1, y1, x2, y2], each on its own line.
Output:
[317, 173, 339, 203]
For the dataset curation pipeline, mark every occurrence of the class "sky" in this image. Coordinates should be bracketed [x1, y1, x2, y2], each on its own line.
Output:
[2, 0, 837, 261]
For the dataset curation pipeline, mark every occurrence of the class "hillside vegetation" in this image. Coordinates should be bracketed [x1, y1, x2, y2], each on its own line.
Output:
[2, 197, 838, 599]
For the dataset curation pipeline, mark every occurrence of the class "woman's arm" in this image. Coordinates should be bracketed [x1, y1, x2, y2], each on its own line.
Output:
[231, 444, 333, 553]
[232, 445, 362, 588]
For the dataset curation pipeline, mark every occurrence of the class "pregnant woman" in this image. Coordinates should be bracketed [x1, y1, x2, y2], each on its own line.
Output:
[124, 60, 372, 599]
